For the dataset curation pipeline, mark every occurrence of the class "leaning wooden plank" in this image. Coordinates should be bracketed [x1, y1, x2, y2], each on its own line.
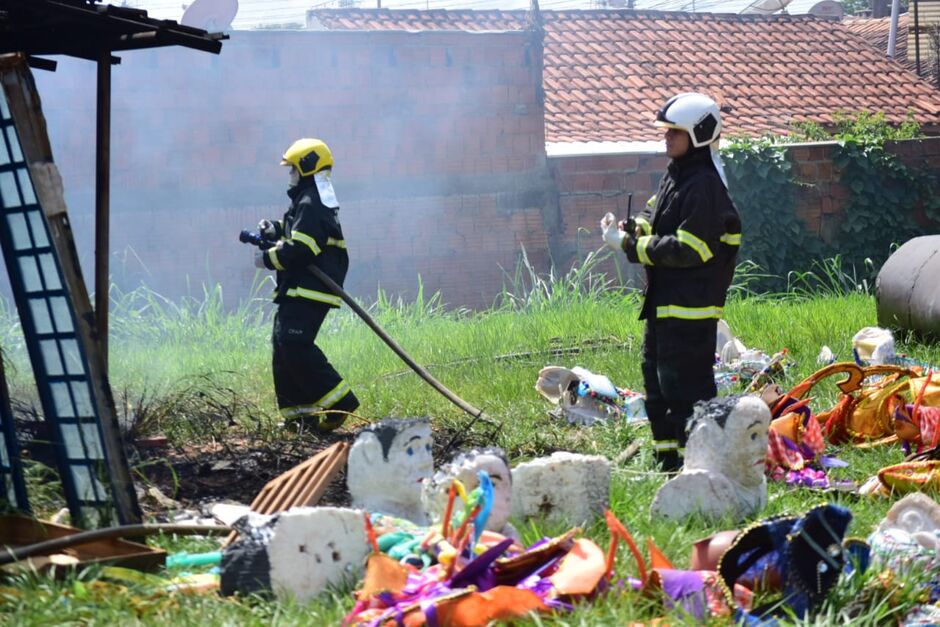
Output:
[294, 444, 349, 507]
[223, 442, 350, 546]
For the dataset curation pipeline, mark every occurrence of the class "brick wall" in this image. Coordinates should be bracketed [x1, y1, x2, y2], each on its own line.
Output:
[33, 30, 551, 309]
[788, 138, 940, 242]
[550, 151, 668, 285]
[549, 138, 940, 283]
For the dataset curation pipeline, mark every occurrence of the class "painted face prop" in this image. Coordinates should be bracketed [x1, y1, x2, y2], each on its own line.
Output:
[220, 507, 369, 603]
[652, 395, 771, 522]
[423, 448, 514, 535]
[347, 418, 434, 524]
[268, 507, 369, 602]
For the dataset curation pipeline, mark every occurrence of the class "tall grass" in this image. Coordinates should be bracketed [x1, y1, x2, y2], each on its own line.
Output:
[729, 256, 876, 301]
[495, 247, 635, 312]
[2, 253, 940, 624]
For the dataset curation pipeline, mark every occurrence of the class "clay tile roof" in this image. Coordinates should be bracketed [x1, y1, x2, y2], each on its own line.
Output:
[843, 14, 915, 70]
[309, 8, 940, 143]
[309, 8, 527, 31]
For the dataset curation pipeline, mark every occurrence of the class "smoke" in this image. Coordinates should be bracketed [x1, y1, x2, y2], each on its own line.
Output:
[27, 28, 551, 310]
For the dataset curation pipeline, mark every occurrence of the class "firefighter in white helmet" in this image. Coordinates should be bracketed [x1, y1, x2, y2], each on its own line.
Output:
[601, 93, 742, 471]
[254, 138, 359, 433]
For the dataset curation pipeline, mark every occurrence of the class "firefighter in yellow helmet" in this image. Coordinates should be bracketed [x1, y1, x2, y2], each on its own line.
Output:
[254, 138, 359, 432]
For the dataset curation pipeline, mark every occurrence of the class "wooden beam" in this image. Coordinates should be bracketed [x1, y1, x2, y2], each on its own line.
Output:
[95, 48, 110, 371]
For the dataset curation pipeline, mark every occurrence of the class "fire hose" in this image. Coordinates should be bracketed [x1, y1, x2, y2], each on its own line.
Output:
[240, 230, 493, 427]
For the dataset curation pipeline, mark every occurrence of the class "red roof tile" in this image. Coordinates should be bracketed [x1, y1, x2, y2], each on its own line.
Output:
[309, 9, 940, 143]
[843, 14, 920, 72]
[843, 14, 908, 56]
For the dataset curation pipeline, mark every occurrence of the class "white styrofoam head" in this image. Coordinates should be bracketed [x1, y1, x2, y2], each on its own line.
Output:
[684, 395, 770, 488]
[879, 493, 940, 535]
[423, 447, 513, 533]
[267, 506, 369, 603]
[347, 418, 434, 523]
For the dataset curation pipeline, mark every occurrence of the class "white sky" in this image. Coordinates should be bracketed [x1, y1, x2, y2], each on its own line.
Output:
[111, 0, 838, 29]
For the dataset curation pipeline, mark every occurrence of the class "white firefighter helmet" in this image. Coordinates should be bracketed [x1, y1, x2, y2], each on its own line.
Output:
[654, 93, 722, 148]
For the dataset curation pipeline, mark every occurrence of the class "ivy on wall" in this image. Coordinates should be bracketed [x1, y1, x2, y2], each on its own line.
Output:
[721, 136, 815, 289]
[719, 113, 940, 291]
[833, 139, 940, 270]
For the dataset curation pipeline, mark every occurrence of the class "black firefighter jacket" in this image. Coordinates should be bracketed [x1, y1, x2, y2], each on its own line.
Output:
[624, 147, 741, 321]
[262, 173, 349, 308]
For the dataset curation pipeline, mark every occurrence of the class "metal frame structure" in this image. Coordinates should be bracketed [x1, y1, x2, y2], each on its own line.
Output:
[0, 1, 226, 527]
[0, 92, 123, 525]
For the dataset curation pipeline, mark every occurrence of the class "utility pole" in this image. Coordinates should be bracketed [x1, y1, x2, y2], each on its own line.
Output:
[915, 0, 922, 76]
[887, 0, 901, 56]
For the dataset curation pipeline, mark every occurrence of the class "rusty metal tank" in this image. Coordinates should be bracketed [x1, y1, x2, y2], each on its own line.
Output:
[876, 235, 940, 338]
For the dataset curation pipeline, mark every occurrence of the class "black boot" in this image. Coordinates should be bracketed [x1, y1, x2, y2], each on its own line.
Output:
[318, 391, 360, 433]
[654, 449, 682, 474]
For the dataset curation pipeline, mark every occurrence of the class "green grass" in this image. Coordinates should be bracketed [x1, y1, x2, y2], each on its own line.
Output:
[2, 253, 939, 625]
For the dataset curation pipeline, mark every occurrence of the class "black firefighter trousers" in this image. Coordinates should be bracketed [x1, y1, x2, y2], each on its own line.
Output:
[272, 299, 359, 430]
[641, 318, 717, 471]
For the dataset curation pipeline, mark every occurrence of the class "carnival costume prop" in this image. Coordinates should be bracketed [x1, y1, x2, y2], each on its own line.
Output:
[346, 473, 759, 626]
[536, 366, 647, 426]
[718, 504, 855, 620]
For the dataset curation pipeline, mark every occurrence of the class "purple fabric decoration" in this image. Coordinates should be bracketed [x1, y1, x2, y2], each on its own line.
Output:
[657, 569, 708, 620]
[781, 437, 802, 453]
[495, 548, 565, 587]
[450, 538, 513, 590]
[518, 574, 571, 611]
[818, 455, 847, 468]
[786, 468, 829, 488]
[422, 600, 439, 627]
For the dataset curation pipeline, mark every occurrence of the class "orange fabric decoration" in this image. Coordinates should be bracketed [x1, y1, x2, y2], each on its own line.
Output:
[493, 529, 578, 585]
[604, 510, 647, 583]
[548, 538, 606, 596]
[359, 553, 409, 598]
[647, 538, 674, 570]
[785, 362, 917, 444]
[889, 373, 940, 452]
[363, 511, 380, 554]
[441, 482, 458, 539]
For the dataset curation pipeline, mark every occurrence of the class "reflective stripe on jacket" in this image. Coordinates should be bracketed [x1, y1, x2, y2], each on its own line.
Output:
[625, 147, 741, 321]
[264, 174, 349, 308]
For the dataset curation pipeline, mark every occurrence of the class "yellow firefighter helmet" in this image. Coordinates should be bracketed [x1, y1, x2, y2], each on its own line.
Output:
[280, 138, 334, 177]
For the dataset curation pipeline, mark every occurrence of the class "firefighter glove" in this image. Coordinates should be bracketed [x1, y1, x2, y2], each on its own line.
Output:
[601, 212, 626, 252]
[257, 219, 278, 242]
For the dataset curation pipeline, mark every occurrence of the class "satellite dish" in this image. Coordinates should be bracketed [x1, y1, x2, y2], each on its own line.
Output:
[806, 0, 844, 17]
[740, 0, 791, 14]
[181, 0, 238, 32]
